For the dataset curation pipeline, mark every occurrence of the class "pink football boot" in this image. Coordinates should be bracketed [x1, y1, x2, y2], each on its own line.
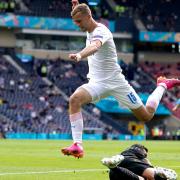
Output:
[157, 76, 180, 90]
[61, 143, 84, 158]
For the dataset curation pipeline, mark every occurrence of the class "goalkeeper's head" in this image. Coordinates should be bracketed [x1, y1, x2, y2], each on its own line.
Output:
[131, 144, 148, 152]
[129, 144, 148, 159]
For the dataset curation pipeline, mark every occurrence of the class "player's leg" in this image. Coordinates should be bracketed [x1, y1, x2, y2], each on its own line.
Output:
[109, 167, 145, 180]
[61, 87, 92, 158]
[61, 81, 109, 158]
[154, 167, 177, 180]
[114, 76, 180, 122]
[69, 87, 92, 146]
[131, 76, 180, 122]
[113, 85, 152, 122]
[69, 87, 92, 114]
[142, 167, 177, 180]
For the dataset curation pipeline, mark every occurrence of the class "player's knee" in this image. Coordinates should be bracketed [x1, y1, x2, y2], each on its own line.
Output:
[140, 116, 152, 122]
[132, 108, 153, 122]
[69, 94, 82, 107]
[136, 115, 152, 122]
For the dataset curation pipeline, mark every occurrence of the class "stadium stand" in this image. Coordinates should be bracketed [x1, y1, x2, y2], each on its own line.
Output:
[140, 61, 180, 118]
[0, 54, 132, 136]
[114, 0, 180, 32]
[0, 0, 16, 13]
[0, 0, 179, 141]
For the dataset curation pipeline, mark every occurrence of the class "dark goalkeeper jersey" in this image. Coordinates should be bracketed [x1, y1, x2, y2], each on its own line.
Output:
[118, 147, 153, 175]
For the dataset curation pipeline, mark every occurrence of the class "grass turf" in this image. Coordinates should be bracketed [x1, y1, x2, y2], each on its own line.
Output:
[0, 140, 179, 180]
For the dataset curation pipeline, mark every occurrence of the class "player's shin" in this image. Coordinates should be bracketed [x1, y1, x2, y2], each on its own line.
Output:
[70, 112, 83, 144]
[146, 86, 165, 113]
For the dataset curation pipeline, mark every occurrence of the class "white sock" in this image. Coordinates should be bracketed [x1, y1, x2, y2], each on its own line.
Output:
[146, 86, 166, 112]
[70, 112, 83, 144]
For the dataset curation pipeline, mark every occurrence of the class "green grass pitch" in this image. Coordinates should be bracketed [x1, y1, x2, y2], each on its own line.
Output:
[0, 140, 179, 180]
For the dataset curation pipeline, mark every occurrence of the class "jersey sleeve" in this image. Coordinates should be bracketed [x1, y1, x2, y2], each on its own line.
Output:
[91, 26, 111, 45]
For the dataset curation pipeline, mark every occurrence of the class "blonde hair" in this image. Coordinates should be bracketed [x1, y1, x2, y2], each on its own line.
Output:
[71, 3, 91, 17]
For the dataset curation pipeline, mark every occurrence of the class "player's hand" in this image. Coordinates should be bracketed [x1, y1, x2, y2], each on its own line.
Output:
[72, 0, 79, 9]
[172, 106, 177, 111]
[69, 53, 81, 62]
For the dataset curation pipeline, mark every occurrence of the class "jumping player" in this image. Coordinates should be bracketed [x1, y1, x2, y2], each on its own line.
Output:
[61, 0, 180, 158]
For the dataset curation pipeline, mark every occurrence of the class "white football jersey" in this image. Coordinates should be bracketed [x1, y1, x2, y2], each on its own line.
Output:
[86, 23, 122, 82]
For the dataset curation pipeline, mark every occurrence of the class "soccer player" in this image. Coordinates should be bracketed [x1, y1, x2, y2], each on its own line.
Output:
[61, 0, 180, 158]
[101, 144, 177, 180]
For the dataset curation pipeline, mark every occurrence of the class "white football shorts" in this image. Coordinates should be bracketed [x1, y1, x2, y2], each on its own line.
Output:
[78, 74, 143, 110]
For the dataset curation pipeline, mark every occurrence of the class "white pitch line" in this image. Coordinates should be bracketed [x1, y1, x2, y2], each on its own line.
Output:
[0, 166, 180, 176]
[169, 166, 180, 168]
[0, 169, 108, 176]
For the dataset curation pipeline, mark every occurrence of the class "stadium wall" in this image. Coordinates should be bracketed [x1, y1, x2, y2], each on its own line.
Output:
[22, 49, 134, 63]
[0, 28, 16, 47]
[5, 133, 145, 140]
[22, 49, 70, 60]
[138, 52, 180, 63]
[16, 39, 35, 49]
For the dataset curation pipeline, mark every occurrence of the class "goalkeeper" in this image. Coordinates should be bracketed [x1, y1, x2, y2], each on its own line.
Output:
[101, 144, 177, 180]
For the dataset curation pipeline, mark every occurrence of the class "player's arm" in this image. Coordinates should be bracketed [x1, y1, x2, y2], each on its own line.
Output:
[72, 0, 79, 10]
[69, 40, 102, 62]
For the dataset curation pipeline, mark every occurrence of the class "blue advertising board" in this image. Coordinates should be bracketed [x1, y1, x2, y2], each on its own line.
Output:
[0, 14, 115, 32]
[140, 31, 176, 42]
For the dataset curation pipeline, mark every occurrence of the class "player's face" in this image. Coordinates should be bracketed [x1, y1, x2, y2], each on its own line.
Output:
[72, 12, 90, 32]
